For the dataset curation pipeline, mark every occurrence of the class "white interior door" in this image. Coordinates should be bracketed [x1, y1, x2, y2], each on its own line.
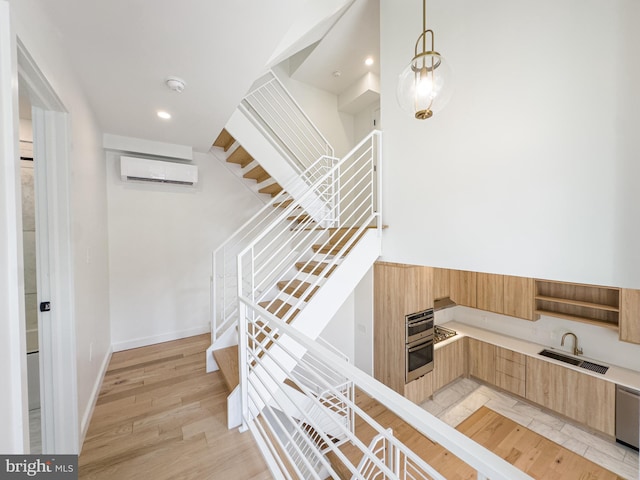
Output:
[19, 41, 78, 454]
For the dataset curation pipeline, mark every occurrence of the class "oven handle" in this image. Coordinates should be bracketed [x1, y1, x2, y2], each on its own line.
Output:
[407, 319, 433, 327]
[408, 341, 433, 353]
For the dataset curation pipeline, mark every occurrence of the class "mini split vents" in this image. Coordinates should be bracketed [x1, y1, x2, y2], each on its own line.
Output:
[120, 156, 198, 185]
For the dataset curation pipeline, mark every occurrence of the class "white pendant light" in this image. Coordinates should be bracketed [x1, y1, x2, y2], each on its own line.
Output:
[396, 0, 453, 119]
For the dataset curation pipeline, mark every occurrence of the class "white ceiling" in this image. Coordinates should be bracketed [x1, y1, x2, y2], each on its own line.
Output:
[33, 0, 379, 152]
[289, 0, 380, 96]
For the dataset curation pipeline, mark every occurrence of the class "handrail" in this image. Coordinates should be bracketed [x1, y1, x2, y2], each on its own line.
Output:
[237, 296, 534, 480]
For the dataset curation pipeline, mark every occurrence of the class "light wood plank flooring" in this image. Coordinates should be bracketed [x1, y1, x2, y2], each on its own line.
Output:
[79, 334, 271, 480]
[458, 406, 624, 480]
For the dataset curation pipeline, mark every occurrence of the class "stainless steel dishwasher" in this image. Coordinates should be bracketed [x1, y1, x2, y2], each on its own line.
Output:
[616, 385, 639, 451]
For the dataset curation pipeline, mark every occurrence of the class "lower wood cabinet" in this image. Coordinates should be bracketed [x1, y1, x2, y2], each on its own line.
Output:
[404, 372, 433, 404]
[467, 338, 496, 385]
[525, 356, 615, 436]
[495, 346, 526, 397]
[433, 338, 465, 392]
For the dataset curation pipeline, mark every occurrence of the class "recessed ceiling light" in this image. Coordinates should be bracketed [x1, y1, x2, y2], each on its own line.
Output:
[157, 111, 171, 120]
[365, 57, 374, 66]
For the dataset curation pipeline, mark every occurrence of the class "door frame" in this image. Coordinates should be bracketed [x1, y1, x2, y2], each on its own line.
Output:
[18, 39, 79, 455]
[0, 0, 78, 453]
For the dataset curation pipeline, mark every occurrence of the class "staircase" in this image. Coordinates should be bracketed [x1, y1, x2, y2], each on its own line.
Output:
[206, 68, 383, 474]
[213, 128, 285, 201]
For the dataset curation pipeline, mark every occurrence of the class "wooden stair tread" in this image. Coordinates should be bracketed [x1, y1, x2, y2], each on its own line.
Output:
[212, 345, 239, 392]
[295, 261, 337, 277]
[243, 165, 271, 184]
[277, 279, 319, 301]
[287, 213, 311, 223]
[227, 146, 253, 168]
[259, 299, 300, 322]
[312, 243, 353, 256]
[212, 128, 235, 152]
[259, 183, 283, 197]
[273, 199, 293, 208]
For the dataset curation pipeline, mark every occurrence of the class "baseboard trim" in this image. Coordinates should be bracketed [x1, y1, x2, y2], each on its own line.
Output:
[111, 325, 210, 352]
[79, 345, 112, 450]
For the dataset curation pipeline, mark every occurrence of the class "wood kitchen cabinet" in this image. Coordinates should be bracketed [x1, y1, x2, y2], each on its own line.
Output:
[476, 273, 536, 321]
[619, 288, 640, 344]
[476, 273, 504, 313]
[450, 269, 477, 307]
[433, 268, 450, 300]
[503, 275, 536, 321]
[433, 338, 465, 392]
[404, 372, 433, 403]
[526, 356, 615, 436]
[373, 262, 433, 394]
[494, 346, 526, 397]
[467, 338, 496, 384]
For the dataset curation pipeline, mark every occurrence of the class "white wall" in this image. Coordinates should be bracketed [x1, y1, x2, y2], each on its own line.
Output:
[353, 266, 373, 374]
[380, 0, 640, 290]
[273, 63, 355, 158]
[106, 151, 263, 350]
[354, 100, 379, 143]
[320, 294, 355, 362]
[318, 267, 373, 374]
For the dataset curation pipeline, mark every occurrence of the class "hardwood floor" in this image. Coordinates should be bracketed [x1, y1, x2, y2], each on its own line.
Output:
[79, 334, 271, 480]
[458, 406, 624, 480]
[331, 390, 624, 480]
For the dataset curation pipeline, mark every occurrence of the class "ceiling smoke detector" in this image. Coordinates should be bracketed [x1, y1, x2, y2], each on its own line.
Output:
[165, 76, 186, 93]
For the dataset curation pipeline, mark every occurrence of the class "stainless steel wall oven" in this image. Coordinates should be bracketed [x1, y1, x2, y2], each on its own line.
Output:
[405, 308, 434, 382]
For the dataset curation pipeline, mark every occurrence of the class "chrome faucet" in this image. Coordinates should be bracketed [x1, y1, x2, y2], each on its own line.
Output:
[561, 332, 583, 356]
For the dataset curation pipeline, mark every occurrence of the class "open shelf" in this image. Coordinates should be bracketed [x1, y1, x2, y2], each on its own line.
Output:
[534, 280, 620, 329]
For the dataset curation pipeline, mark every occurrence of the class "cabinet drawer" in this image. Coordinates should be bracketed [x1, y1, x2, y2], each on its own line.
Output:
[496, 356, 526, 379]
[496, 371, 526, 397]
[496, 346, 526, 365]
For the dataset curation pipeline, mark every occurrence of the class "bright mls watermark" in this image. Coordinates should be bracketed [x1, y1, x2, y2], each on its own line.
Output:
[1, 456, 77, 479]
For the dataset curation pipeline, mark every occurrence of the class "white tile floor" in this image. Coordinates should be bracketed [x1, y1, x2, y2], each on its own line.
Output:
[420, 378, 640, 480]
[29, 408, 41, 454]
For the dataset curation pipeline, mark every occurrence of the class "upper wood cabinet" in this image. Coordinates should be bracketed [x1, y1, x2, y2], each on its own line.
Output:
[373, 262, 433, 394]
[503, 275, 536, 321]
[450, 269, 477, 307]
[470, 272, 536, 321]
[433, 268, 450, 300]
[476, 273, 504, 313]
[620, 288, 640, 344]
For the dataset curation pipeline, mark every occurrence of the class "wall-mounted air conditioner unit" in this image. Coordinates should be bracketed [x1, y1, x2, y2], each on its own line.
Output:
[120, 156, 198, 185]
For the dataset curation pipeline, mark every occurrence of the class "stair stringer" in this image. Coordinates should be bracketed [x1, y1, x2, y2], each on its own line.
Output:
[227, 229, 380, 429]
[287, 228, 380, 340]
[226, 108, 330, 224]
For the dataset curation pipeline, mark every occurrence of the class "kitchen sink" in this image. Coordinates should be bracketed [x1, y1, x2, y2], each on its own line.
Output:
[538, 349, 609, 374]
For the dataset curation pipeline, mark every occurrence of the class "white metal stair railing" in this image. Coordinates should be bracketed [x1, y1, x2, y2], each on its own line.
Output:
[238, 299, 535, 480]
[241, 71, 334, 186]
[210, 131, 381, 365]
[237, 131, 381, 326]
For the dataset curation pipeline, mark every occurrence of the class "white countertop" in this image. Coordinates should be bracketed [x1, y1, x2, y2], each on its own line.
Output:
[437, 321, 640, 392]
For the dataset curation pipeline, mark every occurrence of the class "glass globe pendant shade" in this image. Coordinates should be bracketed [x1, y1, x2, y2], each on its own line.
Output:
[397, 51, 453, 119]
